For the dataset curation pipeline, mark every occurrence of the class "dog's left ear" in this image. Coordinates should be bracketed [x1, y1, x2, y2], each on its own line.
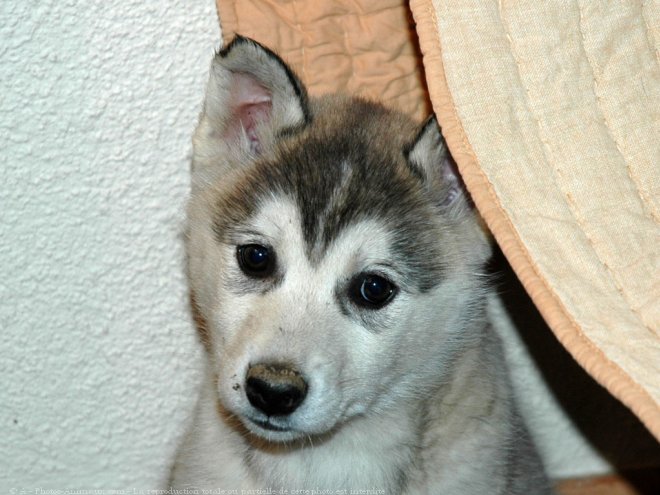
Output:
[406, 116, 491, 264]
[192, 36, 311, 183]
[405, 116, 469, 217]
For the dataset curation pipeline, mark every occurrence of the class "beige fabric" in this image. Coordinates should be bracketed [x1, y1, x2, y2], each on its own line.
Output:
[214, 0, 660, 440]
[410, 0, 660, 439]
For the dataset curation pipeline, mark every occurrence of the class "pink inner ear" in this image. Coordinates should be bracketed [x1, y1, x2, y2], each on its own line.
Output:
[224, 72, 273, 154]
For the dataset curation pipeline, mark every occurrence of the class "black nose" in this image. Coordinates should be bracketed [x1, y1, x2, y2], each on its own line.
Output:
[245, 363, 308, 416]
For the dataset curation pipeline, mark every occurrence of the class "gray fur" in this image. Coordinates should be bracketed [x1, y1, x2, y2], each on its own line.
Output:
[173, 36, 554, 494]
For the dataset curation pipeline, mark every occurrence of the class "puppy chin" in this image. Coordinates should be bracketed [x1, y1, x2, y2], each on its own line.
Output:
[235, 404, 346, 444]
[242, 416, 306, 443]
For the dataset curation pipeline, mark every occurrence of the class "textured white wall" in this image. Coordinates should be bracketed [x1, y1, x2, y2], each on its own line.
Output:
[2, 0, 657, 490]
[1, 0, 217, 489]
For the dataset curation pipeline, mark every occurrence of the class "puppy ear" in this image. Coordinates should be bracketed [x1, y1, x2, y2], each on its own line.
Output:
[405, 116, 470, 216]
[407, 117, 491, 265]
[193, 36, 311, 182]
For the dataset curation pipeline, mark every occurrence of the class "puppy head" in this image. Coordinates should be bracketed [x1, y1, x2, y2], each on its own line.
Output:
[187, 37, 490, 442]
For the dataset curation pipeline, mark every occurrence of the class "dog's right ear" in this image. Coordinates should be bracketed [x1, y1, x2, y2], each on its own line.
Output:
[192, 36, 310, 183]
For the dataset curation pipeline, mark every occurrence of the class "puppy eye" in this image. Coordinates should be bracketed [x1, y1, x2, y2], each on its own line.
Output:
[237, 244, 275, 278]
[350, 273, 396, 309]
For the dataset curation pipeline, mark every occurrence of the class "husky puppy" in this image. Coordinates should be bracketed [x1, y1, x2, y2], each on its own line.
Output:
[172, 36, 553, 494]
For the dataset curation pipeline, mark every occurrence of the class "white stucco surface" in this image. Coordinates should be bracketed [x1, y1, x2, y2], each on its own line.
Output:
[1, 0, 218, 489]
[1, 0, 657, 490]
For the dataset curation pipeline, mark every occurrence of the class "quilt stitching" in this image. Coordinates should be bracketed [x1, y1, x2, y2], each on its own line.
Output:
[496, 0, 653, 335]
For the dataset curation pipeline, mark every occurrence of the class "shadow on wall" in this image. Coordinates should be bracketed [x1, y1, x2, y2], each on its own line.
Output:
[489, 247, 660, 491]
